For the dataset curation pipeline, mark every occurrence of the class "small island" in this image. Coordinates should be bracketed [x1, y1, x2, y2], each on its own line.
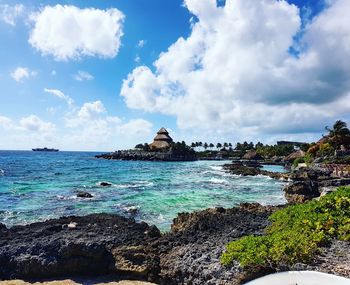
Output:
[96, 127, 196, 161]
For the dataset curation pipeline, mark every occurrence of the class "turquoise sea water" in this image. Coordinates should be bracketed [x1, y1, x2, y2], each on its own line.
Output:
[0, 151, 286, 231]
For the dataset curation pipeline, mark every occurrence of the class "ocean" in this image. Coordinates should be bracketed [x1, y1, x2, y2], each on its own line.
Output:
[0, 151, 286, 231]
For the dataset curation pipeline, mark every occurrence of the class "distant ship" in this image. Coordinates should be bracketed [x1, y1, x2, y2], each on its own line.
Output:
[32, 147, 59, 152]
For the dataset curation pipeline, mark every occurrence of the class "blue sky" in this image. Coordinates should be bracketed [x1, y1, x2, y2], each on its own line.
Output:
[0, 0, 349, 151]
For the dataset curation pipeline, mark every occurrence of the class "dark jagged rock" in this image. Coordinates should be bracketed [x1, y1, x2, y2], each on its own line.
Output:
[283, 167, 350, 203]
[155, 204, 282, 285]
[223, 163, 288, 180]
[1, 203, 349, 284]
[76, 191, 93, 198]
[283, 180, 319, 203]
[0, 213, 161, 280]
[223, 163, 262, 176]
[99, 182, 112, 187]
[0, 205, 278, 284]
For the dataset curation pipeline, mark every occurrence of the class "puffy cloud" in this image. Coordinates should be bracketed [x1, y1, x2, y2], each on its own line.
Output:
[63, 100, 153, 150]
[0, 4, 24, 26]
[74, 70, 94, 81]
[77, 101, 105, 119]
[44, 88, 74, 107]
[19, 115, 55, 133]
[121, 0, 350, 139]
[29, 5, 125, 61]
[0, 115, 13, 129]
[11, 67, 36, 82]
[117, 119, 153, 137]
[0, 101, 152, 150]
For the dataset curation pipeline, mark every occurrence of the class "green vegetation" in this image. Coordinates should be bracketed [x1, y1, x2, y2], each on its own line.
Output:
[171, 141, 196, 156]
[292, 153, 314, 168]
[326, 120, 350, 149]
[134, 143, 151, 151]
[221, 187, 350, 268]
[256, 144, 294, 158]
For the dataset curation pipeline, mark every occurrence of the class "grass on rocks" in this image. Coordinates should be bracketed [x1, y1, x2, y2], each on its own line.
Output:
[221, 187, 350, 268]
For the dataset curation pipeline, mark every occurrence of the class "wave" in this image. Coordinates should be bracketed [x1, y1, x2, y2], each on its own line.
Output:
[0, 169, 4, 176]
[210, 165, 223, 171]
[116, 203, 140, 216]
[0, 210, 20, 221]
[56, 195, 78, 201]
[209, 178, 228, 184]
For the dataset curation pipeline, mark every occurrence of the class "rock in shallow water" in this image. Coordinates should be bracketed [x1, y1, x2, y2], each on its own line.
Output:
[76, 191, 93, 198]
[99, 182, 112, 187]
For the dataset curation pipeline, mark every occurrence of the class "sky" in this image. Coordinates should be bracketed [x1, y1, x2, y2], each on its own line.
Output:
[0, 0, 349, 151]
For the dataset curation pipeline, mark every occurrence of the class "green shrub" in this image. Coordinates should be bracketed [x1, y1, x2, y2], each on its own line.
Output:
[292, 153, 314, 168]
[221, 187, 350, 268]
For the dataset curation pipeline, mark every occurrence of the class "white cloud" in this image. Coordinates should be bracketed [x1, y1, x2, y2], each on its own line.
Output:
[44, 88, 74, 107]
[63, 100, 153, 150]
[117, 119, 153, 137]
[0, 4, 24, 26]
[0, 102, 153, 151]
[0, 115, 13, 129]
[134, 55, 141, 64]
[19, 115, 55, 133]
[29, 5, 125, 61]
[137, 40, 146, 48]
[77, 101, 105, 119]
[11, 67, 36, 82]
[121, 0, 350, 139]
[51, 70, 57, 76]
[74, 70, 94, 81]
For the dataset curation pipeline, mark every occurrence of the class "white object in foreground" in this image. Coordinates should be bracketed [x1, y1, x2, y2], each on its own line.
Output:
[245, 271, 350, 285]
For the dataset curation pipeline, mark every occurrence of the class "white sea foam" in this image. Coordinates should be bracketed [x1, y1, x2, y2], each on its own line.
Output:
[116, 203, 140, 214]
[210, 165, 223, 171]
[56, 195, 78, 200]
[157, 213, 166, 222]
[0, 210, 20, 221]
[0, 169, 4, 176]
[209, 178, 228, 184]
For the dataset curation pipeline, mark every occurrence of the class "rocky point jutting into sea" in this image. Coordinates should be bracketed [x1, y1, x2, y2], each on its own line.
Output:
[96, 128, 196, 162]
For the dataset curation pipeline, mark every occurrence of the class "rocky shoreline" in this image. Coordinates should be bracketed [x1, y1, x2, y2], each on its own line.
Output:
[95, 150, 196, 162]
[1, 202, 349, 285]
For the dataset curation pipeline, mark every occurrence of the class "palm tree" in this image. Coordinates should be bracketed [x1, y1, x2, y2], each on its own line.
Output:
[204, 142, 208, 150]
[191, 142, 196, 149]
[209, 143, 214, 150]
[228, 143, 233, 152]
[216, 143, 222, 150]
[326, 120, 350, 149]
